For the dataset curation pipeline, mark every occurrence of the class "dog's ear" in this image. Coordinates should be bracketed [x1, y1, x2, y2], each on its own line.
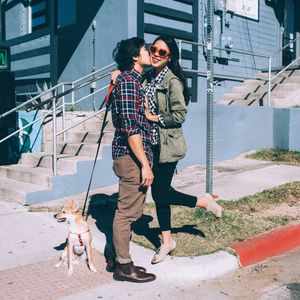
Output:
[66, 198, 74, 207]
[72, 200, 80, 212]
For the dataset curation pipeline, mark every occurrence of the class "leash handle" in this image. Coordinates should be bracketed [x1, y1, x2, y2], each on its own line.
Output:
[105, 82, 115, 107]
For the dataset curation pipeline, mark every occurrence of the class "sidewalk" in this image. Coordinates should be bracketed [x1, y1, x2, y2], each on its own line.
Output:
[1, 154, 300, 300]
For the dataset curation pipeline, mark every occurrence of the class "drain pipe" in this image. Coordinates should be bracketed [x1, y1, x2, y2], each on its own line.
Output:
[52, 99, 57, 175]
[267, 56, 272, 107]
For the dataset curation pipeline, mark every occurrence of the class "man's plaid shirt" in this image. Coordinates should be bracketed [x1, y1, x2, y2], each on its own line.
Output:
[111, 69, 153, 164]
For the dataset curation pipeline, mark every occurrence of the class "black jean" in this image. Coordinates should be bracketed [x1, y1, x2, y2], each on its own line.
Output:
[151, 146, 197, 231]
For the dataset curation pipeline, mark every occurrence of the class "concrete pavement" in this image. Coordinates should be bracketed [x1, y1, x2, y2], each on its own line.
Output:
[1, 153, 300, 299]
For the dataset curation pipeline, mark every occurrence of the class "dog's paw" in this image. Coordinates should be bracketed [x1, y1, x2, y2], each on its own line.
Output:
[55, 261, 63, 268]
[89, 264, 97, 273]
[68, 268, 74, 276]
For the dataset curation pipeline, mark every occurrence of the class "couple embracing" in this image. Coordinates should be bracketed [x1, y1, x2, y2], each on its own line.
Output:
[109, 36, 223, 283]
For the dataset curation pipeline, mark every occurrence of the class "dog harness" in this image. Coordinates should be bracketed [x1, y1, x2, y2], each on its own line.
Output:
[69, 229, 90, 246]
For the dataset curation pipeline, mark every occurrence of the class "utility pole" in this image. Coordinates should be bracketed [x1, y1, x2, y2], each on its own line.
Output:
[206, 0, 214, 194]
[91, 20, 96, 110]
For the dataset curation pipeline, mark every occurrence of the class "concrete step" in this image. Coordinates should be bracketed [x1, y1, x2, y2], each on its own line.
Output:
[277, 83, 300, 91]
[229, 99, 260, 106]
[83, 118, 115, 132]
[242, 79, 262, 86]
[0, 178, 45, 204]
[271, 90, 292, 98]
[285, 76, 300, 84]
[20, 152, 94, 172]
[223, 93, 244, 101]
[65, 131, 114, 144]
[56, 142, 102, 157]
[244, 92, 267, 101]
[0, 165, 71, 188]
[231, 86, 253, 94]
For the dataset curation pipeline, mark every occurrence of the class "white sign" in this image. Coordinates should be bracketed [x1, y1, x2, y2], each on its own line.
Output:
[227, 0, 259, 21]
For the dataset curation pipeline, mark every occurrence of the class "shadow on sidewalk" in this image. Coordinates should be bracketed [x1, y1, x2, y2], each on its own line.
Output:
[88, 193, 206, 264]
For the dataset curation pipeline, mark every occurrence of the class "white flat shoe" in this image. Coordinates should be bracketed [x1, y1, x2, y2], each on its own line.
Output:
[151, 240, 176, 264]
[202, 193, 222, 218]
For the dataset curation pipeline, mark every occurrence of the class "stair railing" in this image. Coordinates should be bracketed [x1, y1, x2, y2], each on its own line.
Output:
[177, 39, 270, 83]
[177, 38, 300, 107]
[0, 63, 116, 175]
[267, 36, 300, 106]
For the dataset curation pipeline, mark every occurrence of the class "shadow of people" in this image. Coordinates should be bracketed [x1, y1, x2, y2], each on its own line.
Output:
[132, 218, 206, 250]
[132, 215, 161, 249]
[88, 193, 206, 269]
[87, 193, 118, 272]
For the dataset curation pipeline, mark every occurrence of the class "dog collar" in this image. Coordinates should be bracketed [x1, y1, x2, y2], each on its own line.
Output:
[69, 229, 90, 247]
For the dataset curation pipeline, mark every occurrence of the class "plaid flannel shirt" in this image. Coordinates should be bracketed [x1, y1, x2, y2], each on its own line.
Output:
[111, 69, 153, 164]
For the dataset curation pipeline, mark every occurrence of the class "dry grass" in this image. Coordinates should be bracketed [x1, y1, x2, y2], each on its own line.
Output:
[247, 148, 300, 166]
[132, 182, 300, 256]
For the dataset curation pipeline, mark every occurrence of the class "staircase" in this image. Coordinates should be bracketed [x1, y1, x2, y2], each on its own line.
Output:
[216, 69, 300, 107]
[0, 111, 115, 205]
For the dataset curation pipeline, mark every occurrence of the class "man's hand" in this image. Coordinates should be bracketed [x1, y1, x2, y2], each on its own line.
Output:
[144, 97, 158, 123]
[141, 165, 154, 188]
[110, 69, 121, 84]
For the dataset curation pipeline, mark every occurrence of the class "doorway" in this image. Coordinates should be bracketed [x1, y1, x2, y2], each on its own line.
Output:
[282, 0, 299, 66]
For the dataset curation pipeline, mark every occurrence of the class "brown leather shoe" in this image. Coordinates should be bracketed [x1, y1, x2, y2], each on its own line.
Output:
[106, 257, 146, 273]
[113, 262, 156, 283]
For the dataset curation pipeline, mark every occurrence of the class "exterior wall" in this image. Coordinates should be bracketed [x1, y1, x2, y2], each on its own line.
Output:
[180, 105, 300, 169]
[57, 0, 130, 110]
[197, 1, 282, 106]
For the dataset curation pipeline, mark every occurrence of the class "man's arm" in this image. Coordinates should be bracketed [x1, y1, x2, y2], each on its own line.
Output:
[118, 77, 153, 188]
[128, 134, 153, 188]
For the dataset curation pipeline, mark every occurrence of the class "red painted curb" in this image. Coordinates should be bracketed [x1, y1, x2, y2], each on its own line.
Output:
[230, 223, 300, 267]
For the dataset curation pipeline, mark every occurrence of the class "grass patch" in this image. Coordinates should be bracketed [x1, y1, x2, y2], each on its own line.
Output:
[131, 182, 300, 256]
[247, 148, 300, 166]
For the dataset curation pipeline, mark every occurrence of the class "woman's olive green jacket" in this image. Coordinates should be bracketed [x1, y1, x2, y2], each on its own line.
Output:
[145, 69, 187, 163]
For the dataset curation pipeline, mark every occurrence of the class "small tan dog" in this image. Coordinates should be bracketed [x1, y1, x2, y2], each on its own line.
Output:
[54, 199, 97, 276]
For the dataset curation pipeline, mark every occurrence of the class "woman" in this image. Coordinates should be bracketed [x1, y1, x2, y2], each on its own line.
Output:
[143, 35, 222, 264]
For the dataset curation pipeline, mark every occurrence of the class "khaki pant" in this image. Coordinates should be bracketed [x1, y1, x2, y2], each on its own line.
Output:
[112, 154, 147, 264]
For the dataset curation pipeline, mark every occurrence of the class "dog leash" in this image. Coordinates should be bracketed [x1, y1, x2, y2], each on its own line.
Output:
[82, 82, 115, 220]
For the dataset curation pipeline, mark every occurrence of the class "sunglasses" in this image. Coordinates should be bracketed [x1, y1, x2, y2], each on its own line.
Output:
[149, 45, 170, 58]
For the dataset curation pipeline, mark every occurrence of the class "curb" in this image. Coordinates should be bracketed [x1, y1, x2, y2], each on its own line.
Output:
[230, 222, 300, 267]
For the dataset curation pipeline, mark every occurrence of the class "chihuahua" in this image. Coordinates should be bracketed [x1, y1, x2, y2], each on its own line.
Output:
[54, 199, 97, 276]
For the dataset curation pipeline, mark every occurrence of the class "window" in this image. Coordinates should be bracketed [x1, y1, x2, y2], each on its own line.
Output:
[30, 0, 49, 32]
[57, 0, 77, 28]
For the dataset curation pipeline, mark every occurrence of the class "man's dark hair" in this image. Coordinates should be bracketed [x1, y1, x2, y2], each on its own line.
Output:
[112, 37, 145, 72]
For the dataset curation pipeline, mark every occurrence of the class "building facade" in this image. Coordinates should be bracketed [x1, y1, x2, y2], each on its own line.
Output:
[1, 0, 300, 164]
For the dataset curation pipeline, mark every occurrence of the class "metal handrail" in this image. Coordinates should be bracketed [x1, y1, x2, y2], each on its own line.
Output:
[0, 102, 64, 145]
[178, 39, 270, 59]
[178, 39, 300, 107]
[0, 63, 115, 175]
[0, 81, 70, 119]
[267, 55, 300, 106]
[271, 36, 300, 57]
[57, 106, 106, 136]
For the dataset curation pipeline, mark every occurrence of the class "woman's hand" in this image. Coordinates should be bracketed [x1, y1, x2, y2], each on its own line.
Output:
[144, 97, 158, 123]
[110, 69, 121, 84]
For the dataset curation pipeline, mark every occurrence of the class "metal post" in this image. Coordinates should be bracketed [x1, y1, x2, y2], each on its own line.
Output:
[62, 84, 66, 141]
[178, 39, 182, 65]
[267, 57, 272, 107]
[206, 0, 214, 194]
[91, 20, 96, 111]
[52, 98, 57, 175]
[71, 82, 75, 106]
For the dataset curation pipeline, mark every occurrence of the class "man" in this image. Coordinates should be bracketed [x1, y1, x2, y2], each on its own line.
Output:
[111, 37, 156, 283]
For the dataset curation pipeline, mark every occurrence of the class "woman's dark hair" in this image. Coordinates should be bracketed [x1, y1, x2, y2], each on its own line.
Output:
[153, 35, 190, 105]
[112, 37, 145, 72]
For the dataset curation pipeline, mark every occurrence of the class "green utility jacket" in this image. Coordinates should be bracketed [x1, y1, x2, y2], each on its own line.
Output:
[146, 69, 187, 163]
